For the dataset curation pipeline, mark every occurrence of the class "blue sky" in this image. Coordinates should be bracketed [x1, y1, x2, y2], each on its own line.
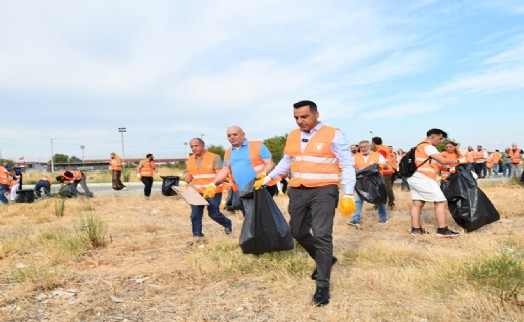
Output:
[1, 1, 523, 162]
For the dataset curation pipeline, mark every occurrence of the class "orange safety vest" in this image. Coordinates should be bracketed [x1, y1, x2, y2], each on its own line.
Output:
[110, 156, 123, 171]
[224, 141, 279, 191]
[440, 151, 460, 180]
[284, 126, 340, 188]
[414, 142, 441, 181]
[61, 170, 83, 182]
[491, 152, 501, 164]
[139, 159, 156, 177]
[0, 167, 10, 185]
[186, 152, 224, 194]
[474, 150, 486, 163]
[354, 152, 380, 171]
[374, 144, 394, 175]
[509, 148, 523, 164]
[486, 155, 493, 169]
[465, 151, 475, 163]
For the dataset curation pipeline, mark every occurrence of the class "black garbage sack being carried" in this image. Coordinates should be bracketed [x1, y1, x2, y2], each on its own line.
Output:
[440, 164, 500, 233]
[355, 163, 387, 204]
[225, 190, 243, 212]
[238, 180, 294, 254]
[162, 176, 179, 196]
[16, 189, 35, 203]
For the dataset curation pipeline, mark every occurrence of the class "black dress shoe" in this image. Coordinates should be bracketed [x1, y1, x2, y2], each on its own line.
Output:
[311, 257, 338, 280]
[312, 286, 330, 306]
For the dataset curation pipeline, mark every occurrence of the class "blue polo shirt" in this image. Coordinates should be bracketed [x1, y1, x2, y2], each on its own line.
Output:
[225, 139, 272, 191]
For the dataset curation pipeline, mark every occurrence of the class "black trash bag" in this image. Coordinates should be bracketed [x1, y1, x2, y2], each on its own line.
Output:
[162, 176, 179, 196]
[355, 164, 387, 204]
[58, 184, 77, 198]
[440, 164, 500, 233]
[239, 180, 294, 254]
[225, 190, 243, 212]
[16, 189, 35, 203]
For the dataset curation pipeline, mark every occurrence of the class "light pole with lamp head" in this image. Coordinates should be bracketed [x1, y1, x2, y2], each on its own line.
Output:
[50, 138, 56, 173]
[118, 127, 126, 167]
[80, 145, 85, 165]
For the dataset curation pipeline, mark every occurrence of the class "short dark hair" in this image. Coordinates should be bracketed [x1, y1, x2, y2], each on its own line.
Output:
[293, 100, 318, 113]
[146, 153, 153, 158]
[426, 128, 448, 138]
[371, 137, 382, 145]
[190, 138, 205, 146]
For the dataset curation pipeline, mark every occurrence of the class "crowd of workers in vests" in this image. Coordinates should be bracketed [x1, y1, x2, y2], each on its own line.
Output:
[0, 99, 523, 307]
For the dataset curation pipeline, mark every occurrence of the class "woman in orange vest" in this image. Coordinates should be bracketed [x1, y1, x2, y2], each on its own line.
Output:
[440, 141, 462, 180]
[181, 138, 232, 237]
[137, 153, 160, 199]
[109, 152, 126, 191]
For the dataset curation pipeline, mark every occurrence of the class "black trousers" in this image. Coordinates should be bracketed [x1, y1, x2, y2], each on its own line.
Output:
[141, 176, 153, 197]
[112, 170, 125, 190]
[287, 184, 339, 288]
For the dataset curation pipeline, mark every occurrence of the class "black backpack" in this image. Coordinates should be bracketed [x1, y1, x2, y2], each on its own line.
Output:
[399, 143, 431, 178]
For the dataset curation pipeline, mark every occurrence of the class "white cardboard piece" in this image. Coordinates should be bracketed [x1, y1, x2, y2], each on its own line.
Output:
[171, 186, 209, 206]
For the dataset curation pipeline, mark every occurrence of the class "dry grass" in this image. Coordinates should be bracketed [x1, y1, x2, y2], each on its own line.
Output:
[0, 183, 523, 321]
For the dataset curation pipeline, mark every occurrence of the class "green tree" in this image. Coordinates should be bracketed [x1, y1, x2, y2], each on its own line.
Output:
[69, 156, 82, 164]
[0, 159, 14, 167]
[51, 153, 69, 163]
[208, 145, 225, 158]
[264, 135, 287, 162]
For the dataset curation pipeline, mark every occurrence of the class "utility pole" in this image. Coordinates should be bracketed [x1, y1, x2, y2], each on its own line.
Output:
[118, 128, 126, 167]
[183, 142, 188, 159]
[80, 145, 85, 165]
[50, 138, 56, 173]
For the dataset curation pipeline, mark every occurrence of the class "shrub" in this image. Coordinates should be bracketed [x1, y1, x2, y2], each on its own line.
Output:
[74, 213, 107, 248]
[465, 246, 524, 303]
[54, 198, 66, 218]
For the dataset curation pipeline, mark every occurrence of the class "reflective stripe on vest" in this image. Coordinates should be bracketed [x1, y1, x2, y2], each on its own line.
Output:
[415, 142, 440, 181]
[354, 152, 380, 170]
[139, 160, 155, 177]
[186, 152, 223, 193]
[224, 141, 279, 190]
[509, 148, 522, 164]
[375, 144, 394, 175]
[284, 125, 340, 187]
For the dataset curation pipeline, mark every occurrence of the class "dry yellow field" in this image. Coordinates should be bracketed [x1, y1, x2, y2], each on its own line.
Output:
[0, 182, 523, 321]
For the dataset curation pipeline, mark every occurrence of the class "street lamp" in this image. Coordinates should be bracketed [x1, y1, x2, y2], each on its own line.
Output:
[118, 127, 126, 167]
[50, 138, 56, 173]
[183, 142, 188, 159]
[80, 145, 85, 165]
